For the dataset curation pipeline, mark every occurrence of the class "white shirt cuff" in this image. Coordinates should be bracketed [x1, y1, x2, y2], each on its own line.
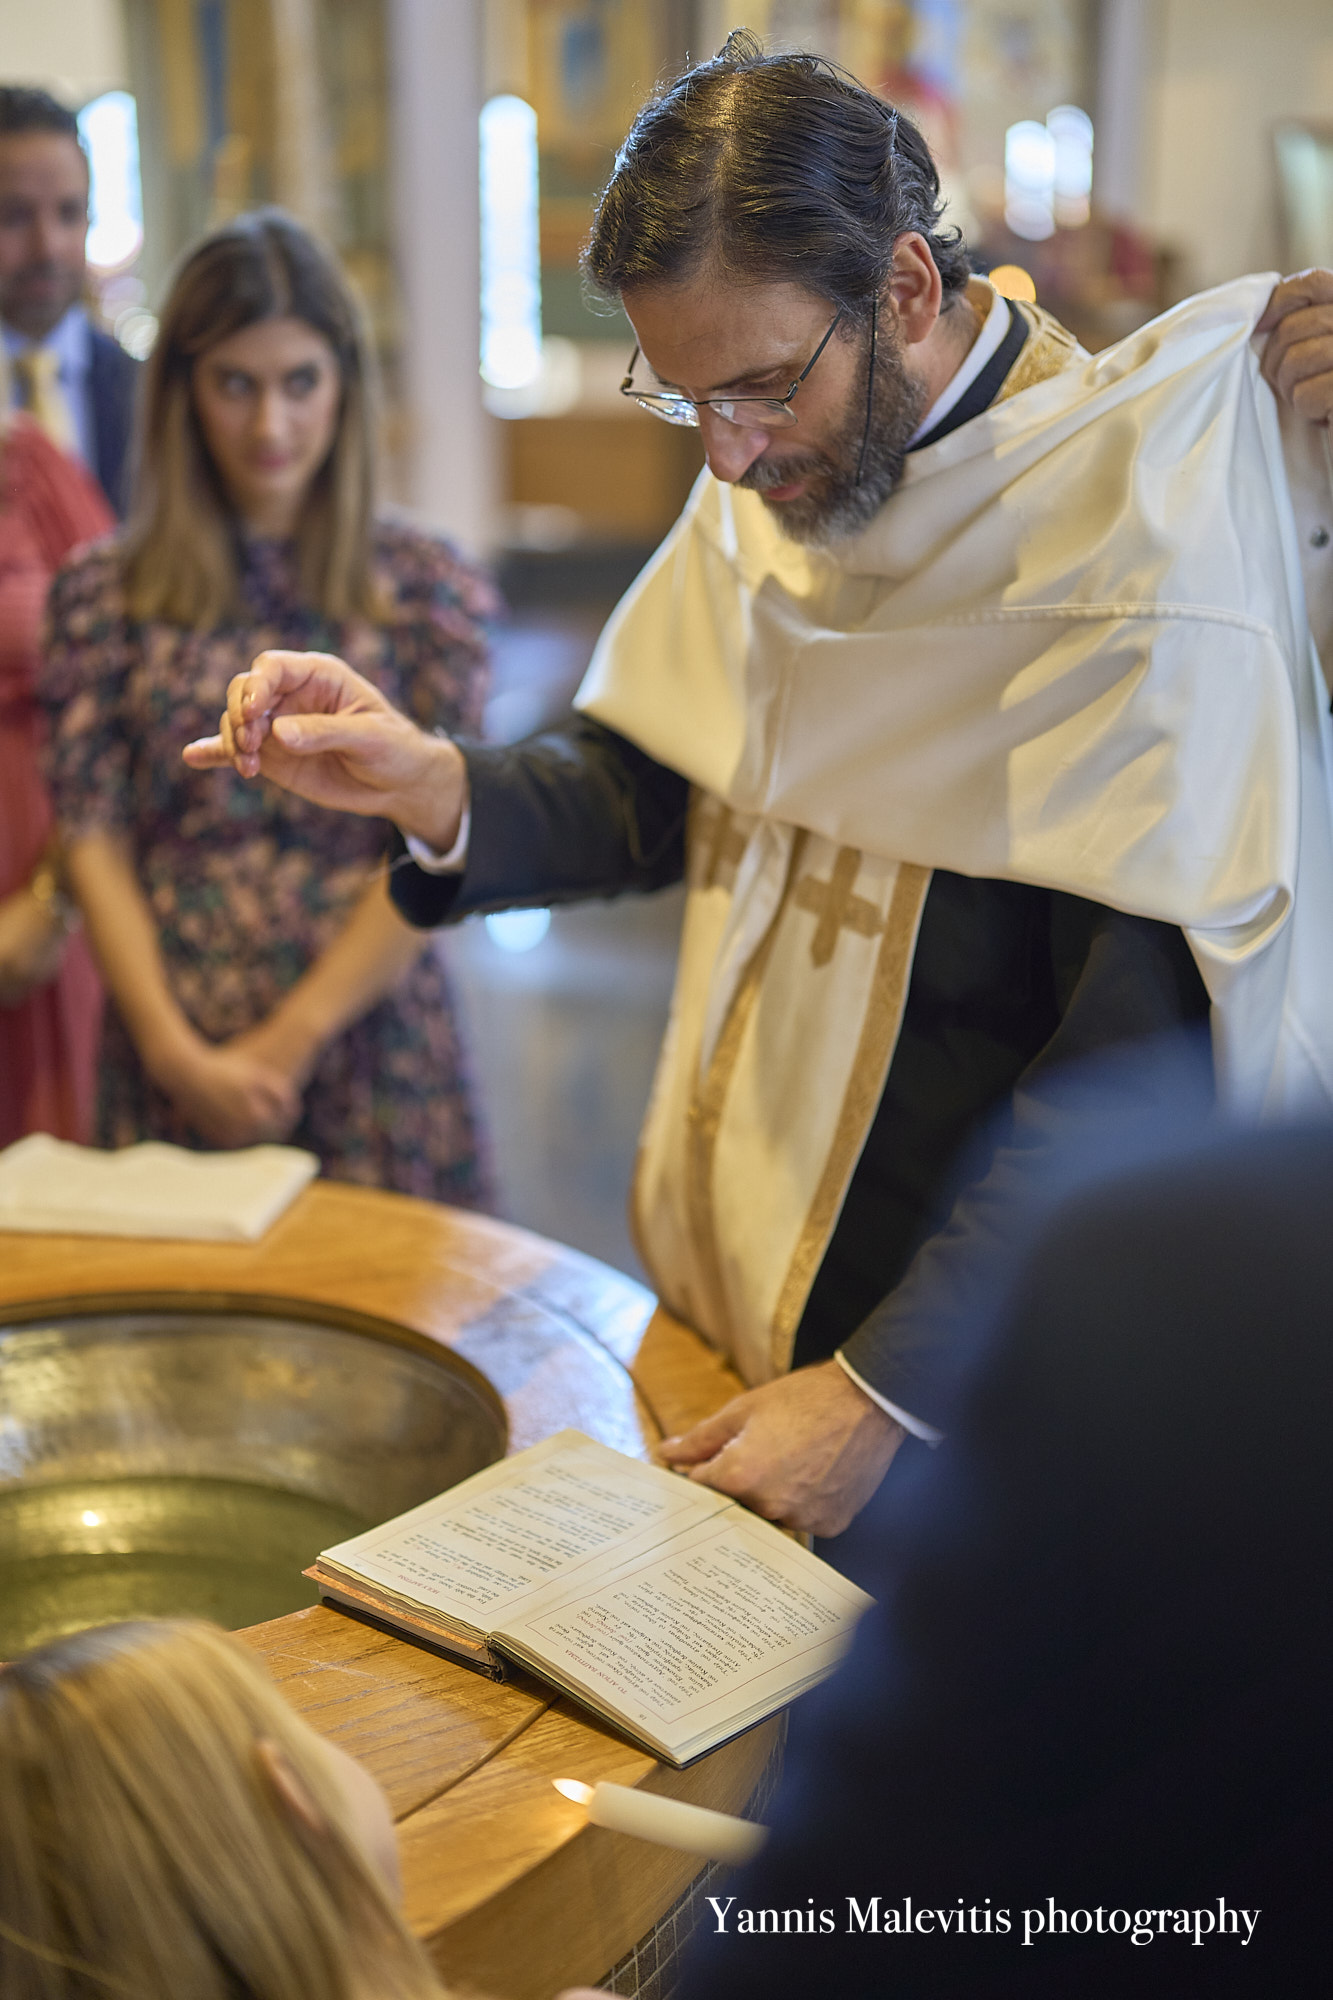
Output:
[835, 1350, 945, 1445]
[404, 802, 471, 874]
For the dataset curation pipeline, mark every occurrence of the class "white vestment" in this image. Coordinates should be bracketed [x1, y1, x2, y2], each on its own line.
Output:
[576, 275, 1333, 1387]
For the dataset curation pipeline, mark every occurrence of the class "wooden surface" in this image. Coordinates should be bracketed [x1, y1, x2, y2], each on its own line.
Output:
[0, 1185, 760, 1998]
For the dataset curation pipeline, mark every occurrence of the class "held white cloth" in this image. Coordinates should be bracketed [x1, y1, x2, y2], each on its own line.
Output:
[575, 276, 1333, 1386]
[0, 1135, 319, 1242]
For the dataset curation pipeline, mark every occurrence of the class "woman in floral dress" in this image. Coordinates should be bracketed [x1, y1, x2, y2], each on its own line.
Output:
[41, 211, 491, 1203]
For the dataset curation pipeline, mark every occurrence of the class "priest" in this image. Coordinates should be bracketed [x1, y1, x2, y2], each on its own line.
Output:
[186, 37, 1333, 1541]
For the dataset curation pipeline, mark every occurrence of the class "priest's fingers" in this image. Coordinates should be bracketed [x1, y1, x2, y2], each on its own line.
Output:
[1267, 340, 1333, 424]
[183, 703, 260, 778]
[657, 1401, 746, 1467]
[1259, 307, 1333, 422]
[183, 699, 395, 790]
[1257, 267, 1333, 332]
[182, 732, 232, 770]
[226, 650, 389, 760]
[265, 710, 406, 761]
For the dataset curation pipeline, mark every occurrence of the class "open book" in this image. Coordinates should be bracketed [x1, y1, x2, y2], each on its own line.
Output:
[307, 1430, 873, 1767]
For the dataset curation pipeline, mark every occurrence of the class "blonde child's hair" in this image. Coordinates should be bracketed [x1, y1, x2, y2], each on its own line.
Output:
[0, 1618, 449, 2000]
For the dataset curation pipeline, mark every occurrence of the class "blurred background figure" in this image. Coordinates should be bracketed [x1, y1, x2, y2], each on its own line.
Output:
[0, 345, 110, 1147]
[0, 1616, 458, 2000]
[41, 210, 492, 1202]
[0, 85, 138, 516]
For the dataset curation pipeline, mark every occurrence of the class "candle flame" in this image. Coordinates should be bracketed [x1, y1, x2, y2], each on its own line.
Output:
[552, 1778, 594, 1805]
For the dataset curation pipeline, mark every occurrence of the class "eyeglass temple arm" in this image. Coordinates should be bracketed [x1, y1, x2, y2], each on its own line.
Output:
[794, 309, 846, 389]
[854, 299, 877, 487]
[620, 346, 641, 393]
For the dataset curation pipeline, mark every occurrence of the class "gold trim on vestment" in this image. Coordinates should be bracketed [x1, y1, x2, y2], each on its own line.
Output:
[768, 862, 932, 1369]
[679, 827, 809, 1339]
[626, 789, 726, 1284]
[793, 847, 887, 966]
[1005, 299, 1084, 396]
[689, 789, 749, 893]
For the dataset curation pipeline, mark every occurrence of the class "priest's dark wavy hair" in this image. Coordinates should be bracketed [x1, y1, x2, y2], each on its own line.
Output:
[583, 29, 970, 323]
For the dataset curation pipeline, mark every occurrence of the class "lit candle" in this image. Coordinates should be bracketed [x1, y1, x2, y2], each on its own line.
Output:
[553, 1778, 768, 1865]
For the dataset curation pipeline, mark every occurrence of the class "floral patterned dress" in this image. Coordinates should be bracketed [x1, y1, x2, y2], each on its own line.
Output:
[40, 519, 494, 1206]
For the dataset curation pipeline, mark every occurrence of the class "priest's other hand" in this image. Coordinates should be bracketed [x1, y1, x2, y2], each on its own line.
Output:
[1259, 268, 1333, 424]
[182, 649, 468, 851]
[657, 1359, 904, 1538]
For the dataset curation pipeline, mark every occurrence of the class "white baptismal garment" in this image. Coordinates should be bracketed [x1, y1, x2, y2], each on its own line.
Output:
[577, 275, 1333, 1388]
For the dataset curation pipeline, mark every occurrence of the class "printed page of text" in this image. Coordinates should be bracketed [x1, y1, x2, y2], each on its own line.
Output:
[498, 1510, 874, 1758]
[320, 1430, 731, 1624]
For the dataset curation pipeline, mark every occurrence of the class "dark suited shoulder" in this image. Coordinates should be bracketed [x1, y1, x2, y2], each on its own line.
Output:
[87, 327, 140, 516]
[387, 714, 689, 928]
[684, 1124, 1333, 1999]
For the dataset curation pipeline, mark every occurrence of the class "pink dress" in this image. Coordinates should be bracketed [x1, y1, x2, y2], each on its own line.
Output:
[0, 417, 112, 1144]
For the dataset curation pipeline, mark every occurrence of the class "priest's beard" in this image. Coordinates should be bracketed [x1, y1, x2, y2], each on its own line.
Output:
[738, 326, 928, 546]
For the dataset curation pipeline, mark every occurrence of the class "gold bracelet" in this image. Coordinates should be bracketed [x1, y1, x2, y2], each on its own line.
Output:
[28, 862, 79, 935]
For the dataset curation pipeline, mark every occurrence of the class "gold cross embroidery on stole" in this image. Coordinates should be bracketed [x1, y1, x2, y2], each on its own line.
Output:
[792, 847, 884, 966]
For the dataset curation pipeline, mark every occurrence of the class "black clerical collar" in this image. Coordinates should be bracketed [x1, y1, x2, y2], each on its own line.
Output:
[908, 304, 1030, 453]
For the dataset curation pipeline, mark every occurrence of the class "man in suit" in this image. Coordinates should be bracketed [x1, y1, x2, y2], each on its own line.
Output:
[563, 1101, 1332, 1999]
[0, 85, 139, 515]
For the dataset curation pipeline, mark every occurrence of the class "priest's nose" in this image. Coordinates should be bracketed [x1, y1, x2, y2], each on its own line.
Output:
[697, 406, 771, 484]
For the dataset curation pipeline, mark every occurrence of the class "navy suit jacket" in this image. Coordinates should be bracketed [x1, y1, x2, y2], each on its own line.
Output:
[682, 1122, 1333, 1999]
[87, 326, 139, 516]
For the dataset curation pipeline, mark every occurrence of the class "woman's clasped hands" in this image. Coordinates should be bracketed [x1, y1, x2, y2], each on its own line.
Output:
[147, 1020, 304, 1150]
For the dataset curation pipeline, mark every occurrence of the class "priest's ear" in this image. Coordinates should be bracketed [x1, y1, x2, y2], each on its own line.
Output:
[886, 232, 945, 347]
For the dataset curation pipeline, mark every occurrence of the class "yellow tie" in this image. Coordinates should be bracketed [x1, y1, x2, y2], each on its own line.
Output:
[13, 347, 78, 454]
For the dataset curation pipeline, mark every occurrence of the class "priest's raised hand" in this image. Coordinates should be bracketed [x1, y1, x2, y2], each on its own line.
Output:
[183, 649, 467, 854]
[1258, 266, 1333, 422]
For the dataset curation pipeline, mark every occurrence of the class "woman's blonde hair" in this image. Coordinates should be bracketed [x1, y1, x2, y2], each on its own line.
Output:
[122, 207, 378, 628]
[0, 1618, 449, 2000]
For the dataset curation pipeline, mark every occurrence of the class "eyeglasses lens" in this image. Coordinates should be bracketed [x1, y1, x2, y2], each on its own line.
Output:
[632, 395, 797, 430]
[636, 395, 702, 427]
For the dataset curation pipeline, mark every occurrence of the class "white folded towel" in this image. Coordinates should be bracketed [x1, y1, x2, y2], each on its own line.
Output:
[0, 1135, 319, 1243]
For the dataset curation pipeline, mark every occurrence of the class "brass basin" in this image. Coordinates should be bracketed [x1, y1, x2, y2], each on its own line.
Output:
[0, 1302, 506, 1654]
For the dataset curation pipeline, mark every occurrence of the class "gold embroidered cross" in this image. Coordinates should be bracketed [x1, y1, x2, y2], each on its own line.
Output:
[691, 796, 749, 891]
[792, 846, 884, 967]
